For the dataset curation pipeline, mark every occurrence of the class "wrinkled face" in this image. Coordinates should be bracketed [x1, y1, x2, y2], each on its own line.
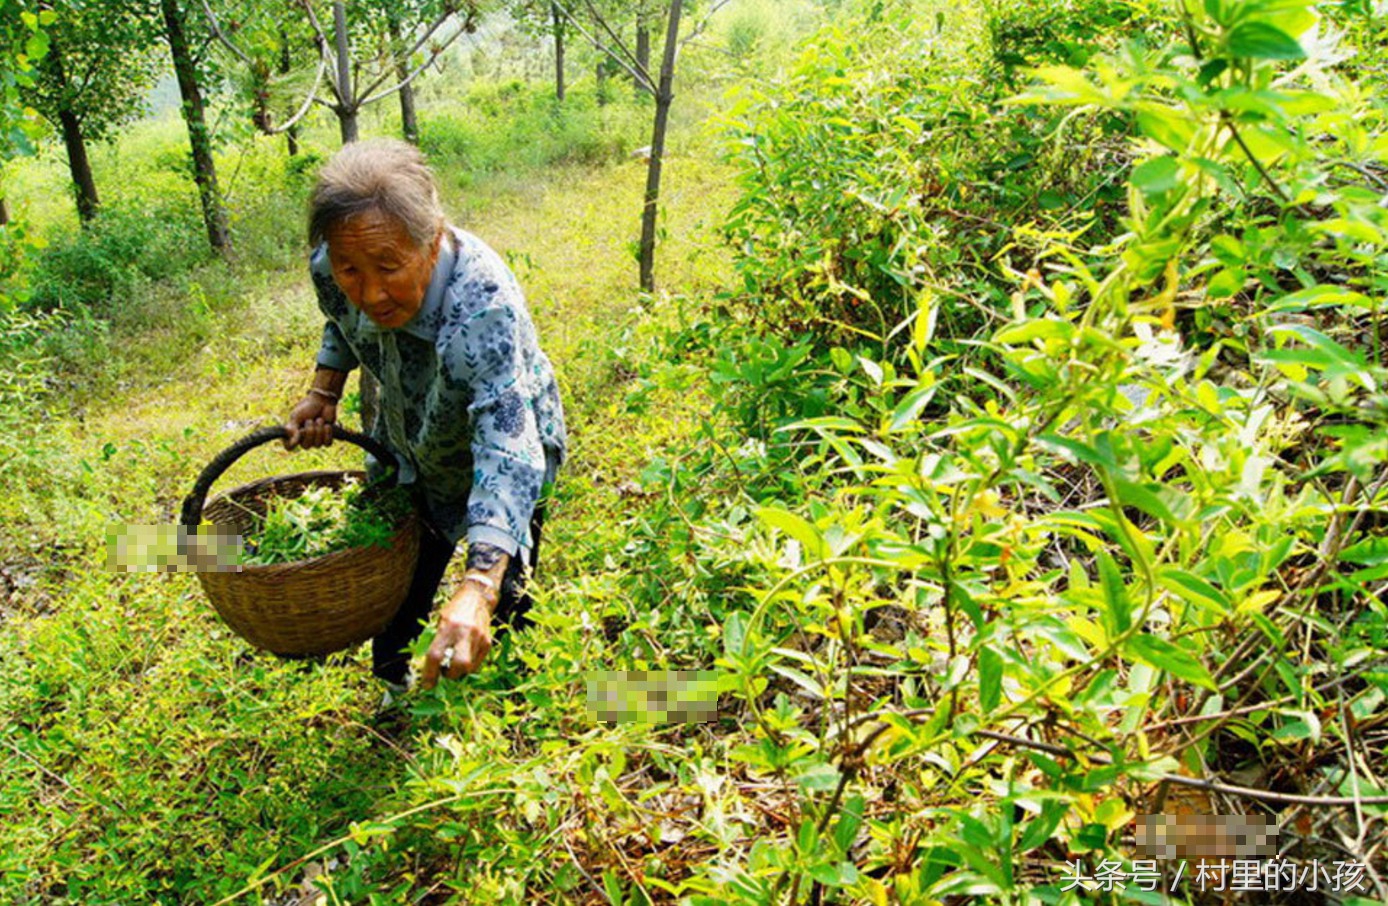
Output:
[326, 210, 441, 329]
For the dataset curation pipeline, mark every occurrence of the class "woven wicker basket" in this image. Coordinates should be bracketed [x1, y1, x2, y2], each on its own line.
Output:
[178, 425, 420, 657]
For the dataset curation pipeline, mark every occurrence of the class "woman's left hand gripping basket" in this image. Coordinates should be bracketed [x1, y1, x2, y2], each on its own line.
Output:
[178, 425, 421, 658]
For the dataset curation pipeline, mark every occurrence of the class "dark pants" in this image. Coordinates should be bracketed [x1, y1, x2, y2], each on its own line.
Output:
[371, 500, 546, 684]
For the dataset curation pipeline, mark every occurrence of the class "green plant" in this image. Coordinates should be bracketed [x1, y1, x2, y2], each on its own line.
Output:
[26, 191, 210, 316]
[238, 478, 410, 565]
[658, 0, 1388, 899]
[718, 0, 1133, 351]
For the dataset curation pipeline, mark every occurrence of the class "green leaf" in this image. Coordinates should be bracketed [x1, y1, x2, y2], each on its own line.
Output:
[1158, 567, 1231, 614]
[795, 762, 842, 793]
[978, 647, 1002, 712]
[1226, 22, 1304, 60]
[1097, 551, 1132, 634]
[723, 612, 747, 659]
[25, 32, 48, 61]
[1264, 285, 1377, 313]
[886, 383, 937, 433]
[1037, 433, 1113, 468]
[770, 663, 827, 700]
[858, 355, 884, 385]
[834, 794, 865, 853]
[1017, 799, 1068, 851]
[1206, 267, 1245, 299]
[994, 319, 1073, 345]
[1131, 156, 1181, 197]
[757, 506, 827, 560]
[603, 868, 626, 906]
[1126, 634, 1218, 691]
[1273, 325, 1361, 359]
[1342, 536, 1388, 566]
[1136, 106, 1196, 152]
[1113, 478, 1189, 526]
[808, 862, 858, 886]
[1271, 710, 1321, 744]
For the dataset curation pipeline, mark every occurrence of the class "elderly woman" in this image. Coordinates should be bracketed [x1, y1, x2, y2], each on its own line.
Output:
[283, 139, 565, 690]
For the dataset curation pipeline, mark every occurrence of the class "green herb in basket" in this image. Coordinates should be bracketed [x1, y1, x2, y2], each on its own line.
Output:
[239, 478, 411, 566]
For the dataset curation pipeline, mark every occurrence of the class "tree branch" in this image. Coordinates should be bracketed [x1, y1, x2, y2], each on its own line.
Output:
[356, 5, 457, 101]
[296, 0, 342, 105]
[552, 0, 653, 94]
[264, 54, 327, 134]
[358, 17, 470, 107]
[678, 0, 733, 51]
[200, 0, 252, 66]
[581, 0, 653, 88]
[1221, 112, 1292, 205]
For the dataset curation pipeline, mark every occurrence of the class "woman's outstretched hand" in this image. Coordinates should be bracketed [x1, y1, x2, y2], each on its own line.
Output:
[284, 394, 337, 450]
[421, 583, 496, 688]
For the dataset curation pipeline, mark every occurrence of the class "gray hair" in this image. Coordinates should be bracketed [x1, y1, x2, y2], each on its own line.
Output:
[308, 138, 445, 249]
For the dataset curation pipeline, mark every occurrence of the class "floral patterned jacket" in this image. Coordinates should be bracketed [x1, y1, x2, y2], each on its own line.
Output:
[311, 225, 566, 555]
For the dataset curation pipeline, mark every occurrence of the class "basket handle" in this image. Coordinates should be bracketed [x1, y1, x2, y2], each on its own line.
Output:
[178, 425, 401, 527]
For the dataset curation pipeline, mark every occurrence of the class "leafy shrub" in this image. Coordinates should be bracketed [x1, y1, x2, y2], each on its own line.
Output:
[0, 307, 61, 431]
[26, 193, 210, 316]
[676, 0, 1388, 900]
[420, 83, 644, 180]
[982, 0, 1141, 86]
[725, 12, 766, 58]
[720, 0, 1131, 350]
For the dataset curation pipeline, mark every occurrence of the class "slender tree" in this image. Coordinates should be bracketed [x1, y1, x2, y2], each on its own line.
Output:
[206, 0, 475, 145]
[386, 10, 420, 143]
[551, 0, 730, 290]
[160, 0, 231, 254]
[19, 0, 160, 225]
[636, 0, 680, 291]
[200, 1, 324, 153]
[279, 29, 301, 156]
[634, 0, 648, 95]
[511, 0, 571, 101]
[301, 0, 475, 145]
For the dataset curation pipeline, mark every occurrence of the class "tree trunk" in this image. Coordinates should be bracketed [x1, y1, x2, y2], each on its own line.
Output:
[279, 29, 300, 156]
[551, 3, 565, 102]
[596, 56, 607, 105]
[635, 4, 650, 75]
[331, 1, 377, 428]
[161, 0, 231, 254]
[332, 2, 359, 145]
[58, 107, 100, 224]
[387, 12, 419, 144]
[46, 45, 100, 224]
[0, 196, 9, 226]
[638, 0, 681, 293]
[335, 108, 358, 144]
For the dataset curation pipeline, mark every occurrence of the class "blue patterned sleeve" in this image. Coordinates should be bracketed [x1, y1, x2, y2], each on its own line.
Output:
[442, 295, 548, 556]
[316, 320, 359, 372]
[309, 246, 359, 372]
